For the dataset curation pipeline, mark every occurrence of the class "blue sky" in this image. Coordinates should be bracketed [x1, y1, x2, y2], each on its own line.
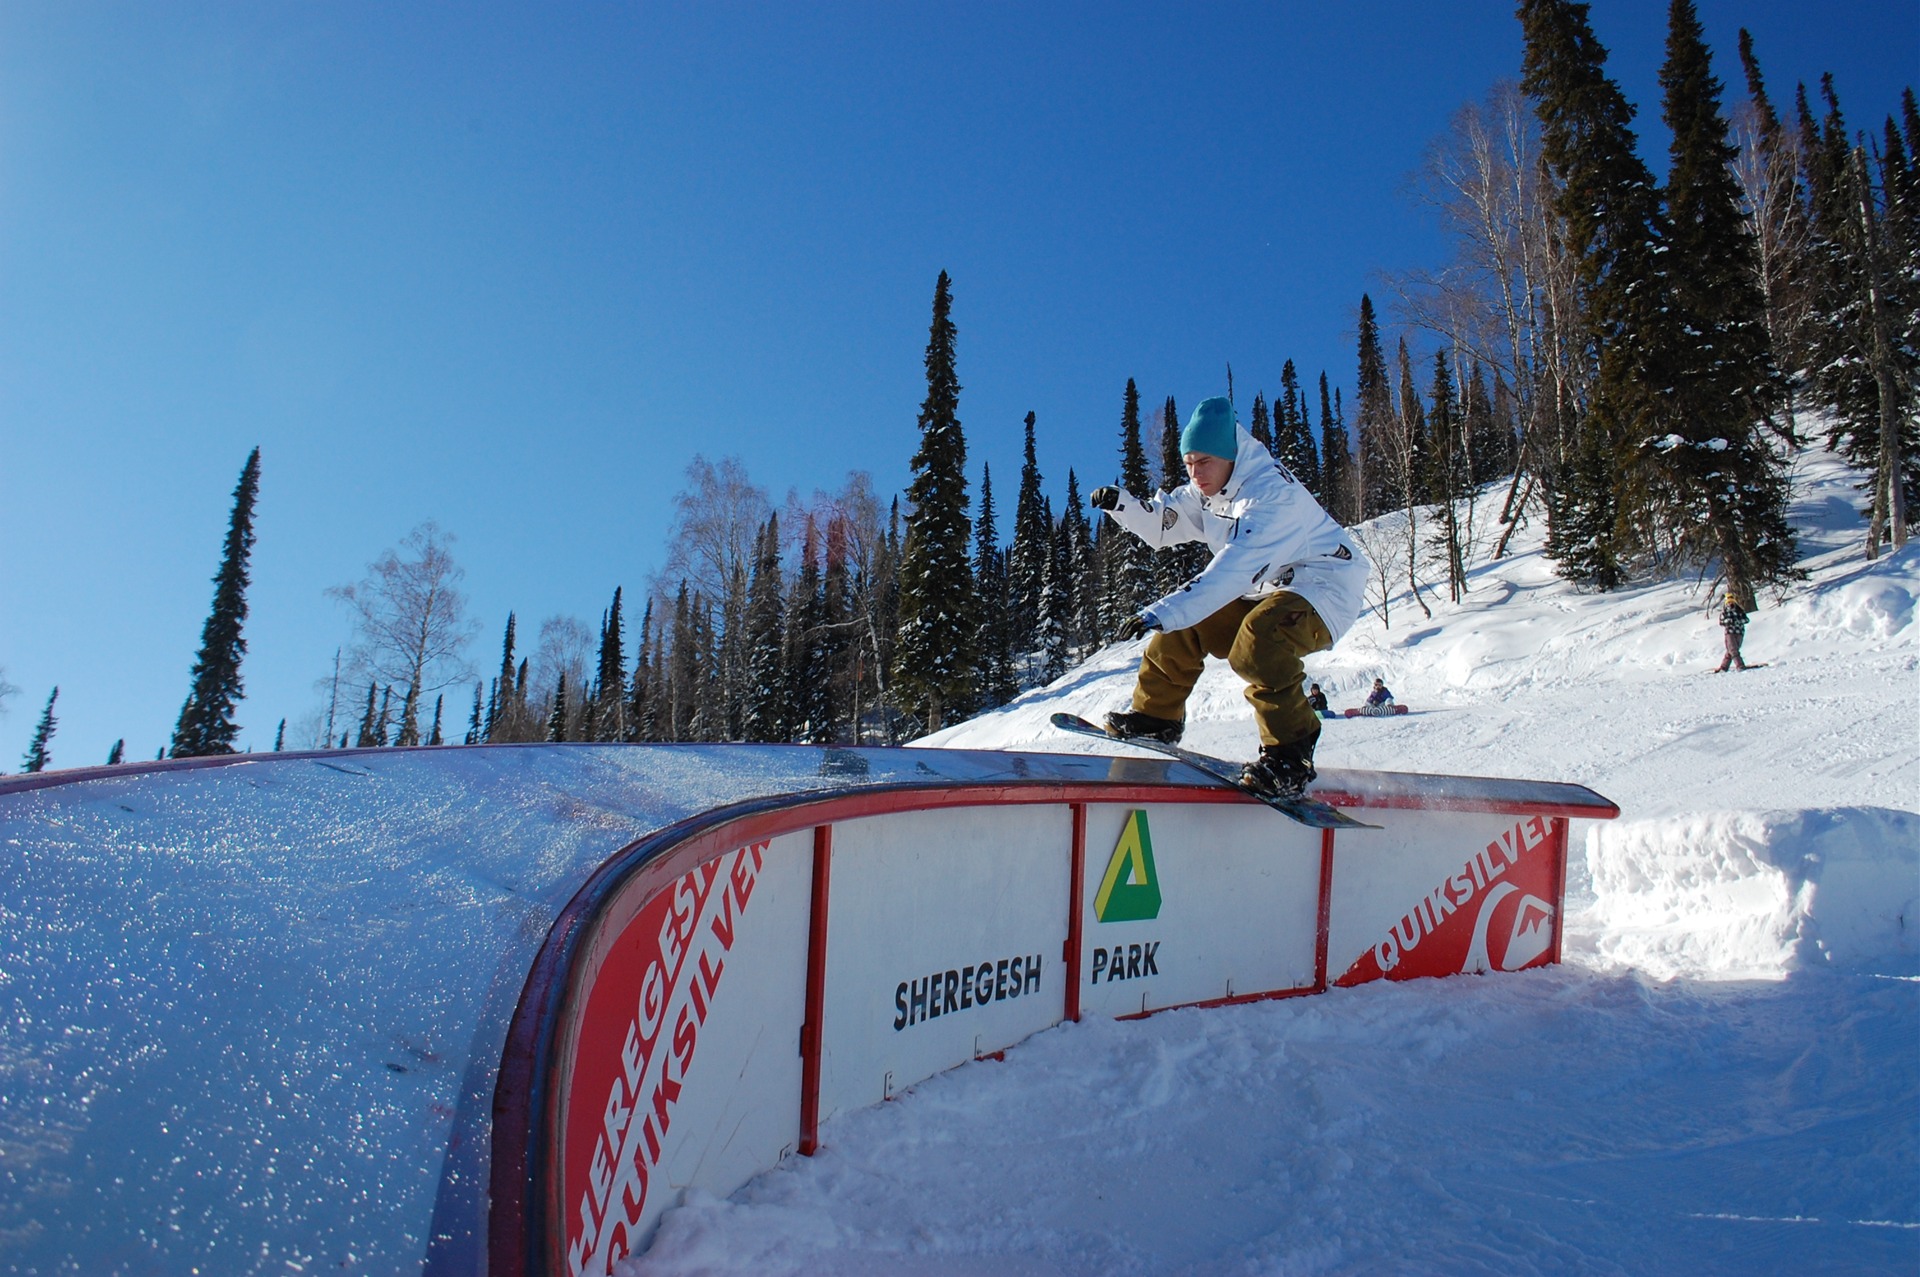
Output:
[1, 1, 1913, 765]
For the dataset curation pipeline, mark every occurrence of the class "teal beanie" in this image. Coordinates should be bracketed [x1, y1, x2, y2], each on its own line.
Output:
[1180, 396, 1238, 460]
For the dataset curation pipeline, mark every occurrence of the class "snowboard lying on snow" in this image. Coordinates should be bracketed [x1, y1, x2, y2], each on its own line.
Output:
[1344, 704, 1410, 718]
[1049, 712, 1377, 830]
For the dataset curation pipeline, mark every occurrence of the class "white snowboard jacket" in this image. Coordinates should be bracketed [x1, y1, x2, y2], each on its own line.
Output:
[1102, 426, 1371, 644]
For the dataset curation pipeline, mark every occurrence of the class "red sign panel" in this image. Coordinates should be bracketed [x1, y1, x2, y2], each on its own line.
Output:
[559, 841, 767, 1275]
[1338, 815, 1562, 985]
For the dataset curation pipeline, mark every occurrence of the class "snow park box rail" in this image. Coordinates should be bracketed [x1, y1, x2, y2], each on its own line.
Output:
[0, 744, 1616, 1273]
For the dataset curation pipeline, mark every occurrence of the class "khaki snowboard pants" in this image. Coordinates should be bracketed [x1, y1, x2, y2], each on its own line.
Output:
[1131, 592, 1332, 752]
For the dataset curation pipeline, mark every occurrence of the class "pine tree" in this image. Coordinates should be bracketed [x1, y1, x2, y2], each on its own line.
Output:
[170, 448, 261, 758]
[893, 271, 977, 734]
[691, 597, 723, 742]
[868, 499, 905, 740]
[788, 517, 827, 740]
[1426, 351, 1471, 600]
[1735, 29, 1818, 415]
[21, 687, 57, 773]
[395, 680, 422, 747]
[1354, 296, 1396, 519]
[106, 739, 125, 766]
[1008, 412, 1050, 660]
[595, 587, 627, 741]
[668, 583, 696, 741]
[633, 607, 660, 741]
[744, 516, 788, 741]
[972, 465, 1019, 708]
[1038, 517, 1072, 681]
[1276, 360, 1321, 496]
[1102, 378, 1158, 625]
[486, 613, 517, 742]
[1395, 338, 1431, 506]
[355, 683, 379, 748]
[1803, 77, 1917, 556]
[1248, 393, 1274, 454]
[1157, 395, 1183, 492]
[1059, 470, 1103, 654]
[1318, 373, 1357, 524]
[547, 673, 569, 742]
[1465, 359, 1512, 483]
[721, 559, 751, 740]
[818, 516, 853, 740]
[1653, 0, 1797, 597]
[1153, 395, 1207, 590]
[1521, 0, 1671, 589]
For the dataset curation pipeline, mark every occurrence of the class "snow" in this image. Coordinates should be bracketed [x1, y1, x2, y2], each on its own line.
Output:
[0, 742, 1139, 1271]
[628, 447, 1918, 1276]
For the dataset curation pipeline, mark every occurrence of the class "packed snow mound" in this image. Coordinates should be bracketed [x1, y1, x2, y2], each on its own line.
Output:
[1572, 807, 1919, 981]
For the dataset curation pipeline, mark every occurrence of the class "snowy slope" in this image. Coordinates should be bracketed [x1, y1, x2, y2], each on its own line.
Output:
[630, 449, 1919, 1276]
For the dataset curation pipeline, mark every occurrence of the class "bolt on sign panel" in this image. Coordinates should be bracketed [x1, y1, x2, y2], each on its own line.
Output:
[1327, 809, 1566, 985]
[557, 831, 813, 1270]
[1079, 804, 1322, 1019]
[818, 806, 1072, 1125]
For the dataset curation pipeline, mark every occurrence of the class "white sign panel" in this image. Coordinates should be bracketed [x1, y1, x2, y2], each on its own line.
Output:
[817, 806, 1071, 1125]
[1326, 809, 1562, 985]
[1079, 803, 1322, 1019]
[559, 832, 812, 1273]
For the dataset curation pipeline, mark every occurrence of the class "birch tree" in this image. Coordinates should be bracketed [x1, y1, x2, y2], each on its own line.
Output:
[327, 522, 477, 746]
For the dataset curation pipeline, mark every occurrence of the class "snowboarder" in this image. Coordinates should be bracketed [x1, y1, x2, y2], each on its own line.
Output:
[1714, 591, 1749, 673]
[1357, 678, 1397, 716]
[1307, 683, 1333, 719]
[1088, 396, 1369, 799]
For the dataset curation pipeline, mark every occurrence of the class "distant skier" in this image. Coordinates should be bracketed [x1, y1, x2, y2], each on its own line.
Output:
[1088, 396, 1369, 799]
[1714, 591, 1750, 673]
[1307, 683, 1333, 719]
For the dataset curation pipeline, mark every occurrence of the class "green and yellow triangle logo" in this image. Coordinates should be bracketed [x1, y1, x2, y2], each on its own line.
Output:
[1094, 810, 1162, 922]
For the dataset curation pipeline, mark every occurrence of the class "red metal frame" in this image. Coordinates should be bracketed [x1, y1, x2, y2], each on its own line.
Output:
[798, 824, 833, 1156]
[1064, 803, 1087, 1023]
[1547, 817, 1570, 966]
[1314, 828, 1336, 992]
[1117, 982, 1323, 1020]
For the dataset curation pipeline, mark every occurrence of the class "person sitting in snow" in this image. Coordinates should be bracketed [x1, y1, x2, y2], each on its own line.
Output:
[1307, 683, 1332, 718]
[1714, 591, 1750, 673]
[1357, 677, 1397, 717]
[1088, 396, 1370, 799]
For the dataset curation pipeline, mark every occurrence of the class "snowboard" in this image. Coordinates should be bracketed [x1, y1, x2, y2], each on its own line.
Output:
[1343, 704, 1409, 718]
[1049, 712, 1377, 830]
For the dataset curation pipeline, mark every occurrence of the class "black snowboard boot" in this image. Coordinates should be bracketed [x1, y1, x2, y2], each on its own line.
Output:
[1102, 710, 1184, 745]
[1241, 743, 1316, 799]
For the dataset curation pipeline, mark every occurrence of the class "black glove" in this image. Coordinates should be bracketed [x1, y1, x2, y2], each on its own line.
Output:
[1089, 485, 1121, 511]
[1114, 613, 1152, 643]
